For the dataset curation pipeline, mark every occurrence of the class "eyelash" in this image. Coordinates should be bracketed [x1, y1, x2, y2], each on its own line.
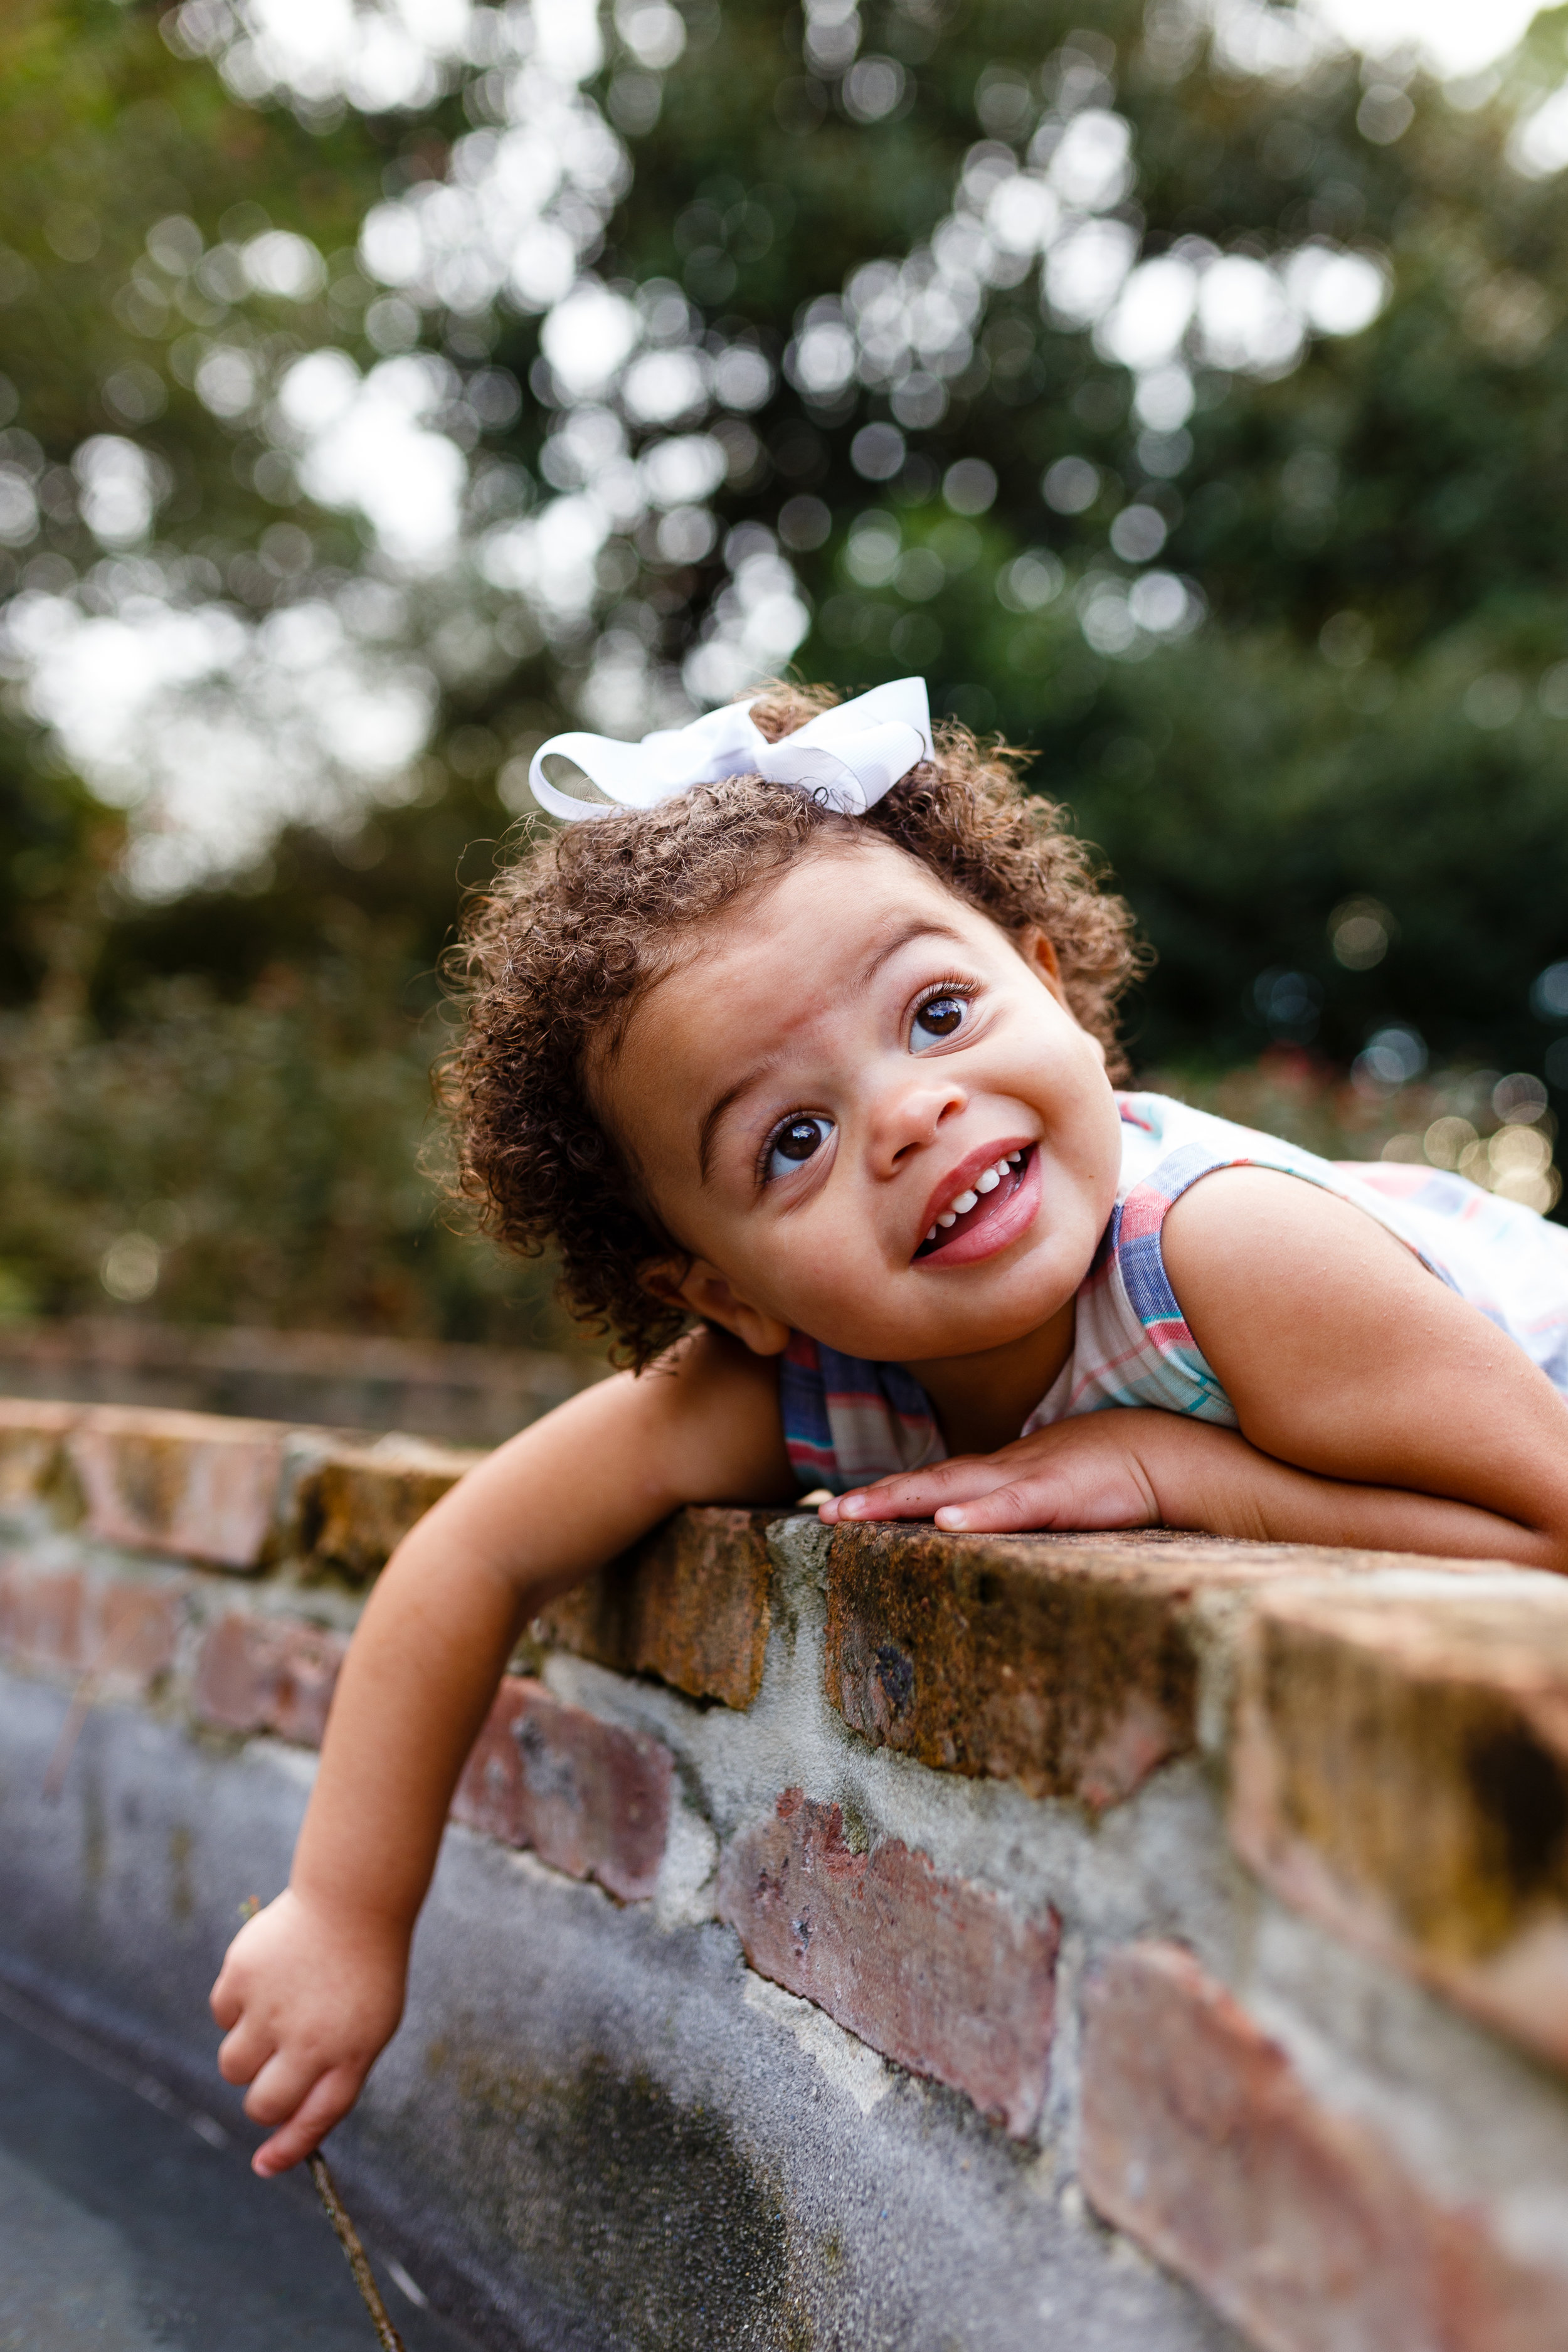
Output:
[754, 977, 980, 1185]
[911, 977, 978, 1036]
[756, 1115, 816, 1190]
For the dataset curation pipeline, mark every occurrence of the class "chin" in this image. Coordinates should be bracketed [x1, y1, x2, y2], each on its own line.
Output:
[863, 1291, 1072, 1367]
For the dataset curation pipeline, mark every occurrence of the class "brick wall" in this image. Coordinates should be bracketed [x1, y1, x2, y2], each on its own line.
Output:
[5, 1394, 1568, 2351]
[0, 1316, 601, 1444]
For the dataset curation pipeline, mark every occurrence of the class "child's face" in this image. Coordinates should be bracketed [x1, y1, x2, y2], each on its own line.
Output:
[598, 842, 1124, 1369]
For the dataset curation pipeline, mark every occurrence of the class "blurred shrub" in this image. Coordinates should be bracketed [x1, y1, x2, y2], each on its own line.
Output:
[1155, 1045, 1562, 1217]
[0, 948, 581, 1349]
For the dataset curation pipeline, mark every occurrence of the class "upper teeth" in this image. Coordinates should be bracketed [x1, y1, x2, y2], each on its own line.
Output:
[926, 1152, 1025, 1242]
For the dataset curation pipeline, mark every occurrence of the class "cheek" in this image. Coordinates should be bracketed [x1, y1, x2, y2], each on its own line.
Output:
[1088, 1095, 1125, 1210]
[746, 1192, 868, 1302]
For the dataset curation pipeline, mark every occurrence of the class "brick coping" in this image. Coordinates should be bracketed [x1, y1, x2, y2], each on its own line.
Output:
[5, 1396, 1568, 2079]
[7, 1393, 1568, 2346]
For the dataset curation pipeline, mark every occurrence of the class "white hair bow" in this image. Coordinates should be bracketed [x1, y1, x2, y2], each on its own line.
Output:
[527, 677, 933, 824]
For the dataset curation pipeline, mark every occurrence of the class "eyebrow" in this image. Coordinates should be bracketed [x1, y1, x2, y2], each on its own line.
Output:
[693, 916, 970, 1184]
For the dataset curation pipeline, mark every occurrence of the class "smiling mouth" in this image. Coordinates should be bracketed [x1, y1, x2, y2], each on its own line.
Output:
[913, 1145, 1034, 1261]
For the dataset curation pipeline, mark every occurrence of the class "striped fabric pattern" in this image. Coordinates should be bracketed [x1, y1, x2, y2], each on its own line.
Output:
[778, 1335, 943, 1491]
[779, 1091, 1568, 1493]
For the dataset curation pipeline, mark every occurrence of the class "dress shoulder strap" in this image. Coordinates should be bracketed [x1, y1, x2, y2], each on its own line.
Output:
[1034, 1093, 1460, 1433]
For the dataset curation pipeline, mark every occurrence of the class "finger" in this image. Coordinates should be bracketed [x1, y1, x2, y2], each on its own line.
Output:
[934, 1480, 1061, 1534]
[216, 2015, 277, 2088]
[210, 1914, 267, 2025]
[209, 1966, 241, 2032]
[252, 2065, 363, 2178]
[832, 1466, 982, 1518]
[834, 1461, 1017, 1521]
[243, 2043, 338, 2127]
[936, 1465, 1157, 1535]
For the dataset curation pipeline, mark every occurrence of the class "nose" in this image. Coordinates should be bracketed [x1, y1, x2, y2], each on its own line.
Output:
[864, 1063, 966, 1177]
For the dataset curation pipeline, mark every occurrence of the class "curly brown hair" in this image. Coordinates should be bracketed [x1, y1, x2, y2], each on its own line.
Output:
[439, 683, 1147, 1365]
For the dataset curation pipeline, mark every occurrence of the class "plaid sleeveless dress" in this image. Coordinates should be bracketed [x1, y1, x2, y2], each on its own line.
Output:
[778, 1089, 1568, 1495]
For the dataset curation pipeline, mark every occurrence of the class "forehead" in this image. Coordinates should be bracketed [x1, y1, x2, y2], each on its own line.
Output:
[595, 841, 1000, 1120]
[742, 838, 972, 943]
[640, 840, 989, 1022]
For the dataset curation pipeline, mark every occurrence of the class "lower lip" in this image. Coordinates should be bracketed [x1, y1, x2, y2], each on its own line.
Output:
[915, 1148, 1042, 1269]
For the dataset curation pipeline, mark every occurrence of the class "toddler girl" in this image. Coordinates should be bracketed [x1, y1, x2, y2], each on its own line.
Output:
[211, 677, 1568, 2174]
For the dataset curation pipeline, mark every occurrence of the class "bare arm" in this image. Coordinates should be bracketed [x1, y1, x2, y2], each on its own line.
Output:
[211, 1329, 790, 2173]
[1162, 1167, 1568, 1566]
[824, 1170, 1568, 1568]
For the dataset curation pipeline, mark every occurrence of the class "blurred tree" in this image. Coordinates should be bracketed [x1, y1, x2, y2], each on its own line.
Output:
[563, 0, 1568, 1076]
[0, 945, 578, 1338]
[0, 0, 569, 1333]
[6, 0, 1568, 1335]
[0, 0, 518, 996]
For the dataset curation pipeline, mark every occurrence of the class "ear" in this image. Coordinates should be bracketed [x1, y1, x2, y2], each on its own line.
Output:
[1016, 926, 1107, 1064]
[1016, 924, 1063, 991]
[640, 1255, 793, 1358]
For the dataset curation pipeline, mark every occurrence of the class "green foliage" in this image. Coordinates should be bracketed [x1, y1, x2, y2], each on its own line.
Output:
[1157, 1048, 1561, 1221]
[0, 724, 122, 1005]
[6, 0, 1568, 1335]
[0, 0, 401, 529]
[0, 945, 571, 1342]
[470, 0, 1568, 1074]
[583, 0, 1568, 1071]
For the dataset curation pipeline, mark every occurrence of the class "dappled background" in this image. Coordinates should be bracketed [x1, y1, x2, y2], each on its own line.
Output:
[5, 0, 1568, 1359]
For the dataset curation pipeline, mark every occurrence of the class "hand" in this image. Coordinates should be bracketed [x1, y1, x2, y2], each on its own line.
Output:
[818, 1409, 1188, 1535]
[209, 1886, 409, 2176]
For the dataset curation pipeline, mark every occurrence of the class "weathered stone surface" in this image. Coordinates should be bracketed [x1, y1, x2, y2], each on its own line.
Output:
[452, 1673, 672, 1902]
[66, 1405, 285, 1571]
[287, 1436, 481, 1583]
[194, 1610, 347, 1745]
[0, 1399, 82, 1515]
[536, 1506, 774, 1709]
[0, 1553, 182, 1690]
[1081, 1939, 1568, 2352]
[0, 1687, 1273, 2352]
[1230, 1576, 1568, 2070]
[717, 1787, 1057, 2136]
[0, 1560, 84, 1671]
[824, 1524, 1367, 1806]
[13, 1385, 1568, 2352]
[96, 1578, 185, 1690]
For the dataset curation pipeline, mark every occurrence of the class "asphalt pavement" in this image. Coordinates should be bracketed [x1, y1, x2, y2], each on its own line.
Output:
[0, 1994, 479, 2352]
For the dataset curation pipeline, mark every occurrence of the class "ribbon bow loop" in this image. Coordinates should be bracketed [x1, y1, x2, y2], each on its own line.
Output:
[528, 677, 933, 823]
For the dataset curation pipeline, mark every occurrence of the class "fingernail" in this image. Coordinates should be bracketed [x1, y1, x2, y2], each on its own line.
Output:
[936, 1509, 967, 1530]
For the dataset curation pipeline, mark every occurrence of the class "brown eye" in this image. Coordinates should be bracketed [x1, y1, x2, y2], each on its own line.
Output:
[913, 995, 967, 1050]
[766, 1115, 834, 1180]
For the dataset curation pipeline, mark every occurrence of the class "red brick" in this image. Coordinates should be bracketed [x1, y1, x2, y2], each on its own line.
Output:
[95, 1579, 182, 1688]
[0, 1555, 181, 1691]
[1229, 1579, 1568, 2070]
[1080, 1940, 1568, 2352]
[288, 1437, 481, 1584]
[717, 1787, 1057, 2135]
[823, 1524, 1409, 1807]
[68, 1406, 285, 1571]
[0, 1560, 86, 1673]
[451, 1675, 672, 1902]
[194, 1611, 346, 1745]
[535, 1507, 773, 1708]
